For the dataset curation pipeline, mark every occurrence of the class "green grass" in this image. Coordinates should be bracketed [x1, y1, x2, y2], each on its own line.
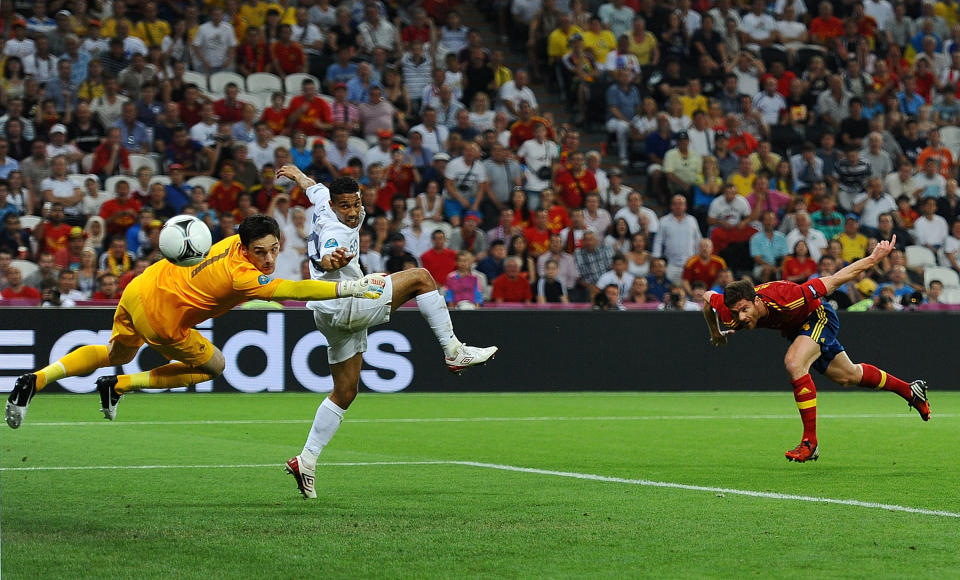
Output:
[2, 390, 959, 578]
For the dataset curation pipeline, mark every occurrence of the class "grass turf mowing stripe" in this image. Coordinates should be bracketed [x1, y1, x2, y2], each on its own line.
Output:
[3, 460, 957, 519]
[22, 412, 956, 426]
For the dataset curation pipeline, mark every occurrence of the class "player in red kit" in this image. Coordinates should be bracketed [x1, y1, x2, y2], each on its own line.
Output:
[702, 236, 929, 463]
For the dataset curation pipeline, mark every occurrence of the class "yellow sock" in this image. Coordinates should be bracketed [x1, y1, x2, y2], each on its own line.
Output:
[36, 345, 110, 391]
[115, 363, 216, 393]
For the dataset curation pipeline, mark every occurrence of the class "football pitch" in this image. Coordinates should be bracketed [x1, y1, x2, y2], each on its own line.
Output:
[2, 390, 958, 578]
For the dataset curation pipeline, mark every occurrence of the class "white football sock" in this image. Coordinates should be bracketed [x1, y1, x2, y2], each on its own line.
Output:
[301, 397, 346, 468]
[416, 290, 461, 357]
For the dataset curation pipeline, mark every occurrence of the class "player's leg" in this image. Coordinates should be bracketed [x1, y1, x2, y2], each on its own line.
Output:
[782, 334, 825, 462]
[388, 268, 498, 373]
[97, 330, 224, 421]
[4, 302, 144, 428]
[824, 352, 930, 421]
[287, 323, 364, 499]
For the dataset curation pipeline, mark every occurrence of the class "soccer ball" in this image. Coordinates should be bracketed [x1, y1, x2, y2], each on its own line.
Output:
[159, 215, 212, 267]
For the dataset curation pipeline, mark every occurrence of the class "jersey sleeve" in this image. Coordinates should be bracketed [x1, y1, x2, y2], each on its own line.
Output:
[708, 292, 737, 328]
[233, 262, 284, 300]
[798, 278, 828, 303]
[305, 183, 330, 206]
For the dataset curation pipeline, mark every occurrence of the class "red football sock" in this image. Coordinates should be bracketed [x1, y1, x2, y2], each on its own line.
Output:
[859, 364, 912, 401]
[791, 374, 817, 444]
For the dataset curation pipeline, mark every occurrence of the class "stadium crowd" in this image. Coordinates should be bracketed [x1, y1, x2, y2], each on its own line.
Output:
[0, 0, 958, 312]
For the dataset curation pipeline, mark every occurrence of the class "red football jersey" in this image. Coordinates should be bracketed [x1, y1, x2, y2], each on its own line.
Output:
[710, 279, 827, 336]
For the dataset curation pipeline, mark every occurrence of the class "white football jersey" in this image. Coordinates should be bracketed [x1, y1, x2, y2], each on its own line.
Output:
[305, 183, 365, 313]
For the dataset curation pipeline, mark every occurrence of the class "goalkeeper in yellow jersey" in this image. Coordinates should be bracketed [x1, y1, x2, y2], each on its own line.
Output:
[5, 214, 386, 428]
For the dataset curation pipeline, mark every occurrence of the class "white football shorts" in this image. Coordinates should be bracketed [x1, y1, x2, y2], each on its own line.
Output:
[313, 276, 395, 364]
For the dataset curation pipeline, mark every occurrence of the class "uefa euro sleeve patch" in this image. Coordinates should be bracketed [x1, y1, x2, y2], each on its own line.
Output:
[258, 275, 272, 285]
[324, 238, 339, 248]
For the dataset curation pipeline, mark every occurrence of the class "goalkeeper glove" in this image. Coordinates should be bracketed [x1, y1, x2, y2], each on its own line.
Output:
[336, 274, 387, 299]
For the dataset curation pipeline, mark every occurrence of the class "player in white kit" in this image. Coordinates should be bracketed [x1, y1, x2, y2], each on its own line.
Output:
[276, 165, 498, 499]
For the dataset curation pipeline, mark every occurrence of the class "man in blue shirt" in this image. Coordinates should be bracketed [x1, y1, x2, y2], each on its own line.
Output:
[749, 210, 788, 282]
[606, 69, 641, 166]
[897, 75, 926, 117]
[115, 102, 151, 154]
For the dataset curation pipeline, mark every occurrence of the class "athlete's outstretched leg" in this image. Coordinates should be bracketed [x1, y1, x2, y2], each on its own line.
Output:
[98, 336, 226, 421]
[783, 335, 824, 462]
[287, 353, 362, 499]
[5, 341, 138, 429]
[388, 268, 497, 372]
[825, 353, 930, 420]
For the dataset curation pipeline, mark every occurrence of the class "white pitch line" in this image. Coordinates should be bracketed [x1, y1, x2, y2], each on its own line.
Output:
[0, 461, 449, 472]
[22, 412, 958, 427]
[1, 459, 955, 519]
[450, 461, 960, 519]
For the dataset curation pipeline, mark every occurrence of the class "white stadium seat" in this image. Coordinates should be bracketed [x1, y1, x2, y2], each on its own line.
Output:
[128, 155, 157, 175]
[923, 266, 960, 289]
[182, 70, 208, 91]
[246, 72, 283, 95]
[905, 245, 938, 269]
[284, 73, 320, 95]
[210, 71, 246, 95]
[186, 176, 218, 193]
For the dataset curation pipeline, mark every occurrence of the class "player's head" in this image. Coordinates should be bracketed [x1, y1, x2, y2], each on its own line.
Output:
[723, 279, 760, 328]
[238, 214, 281, 275]
[328, 176, 363, 229]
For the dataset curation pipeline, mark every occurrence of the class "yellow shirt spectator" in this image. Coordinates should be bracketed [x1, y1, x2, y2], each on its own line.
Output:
[629, 32, 658, 66]
[582, 29, 616, 62]
[547, 25, 583, 65]
[729, 172, 755, 197]
[835, 231, 869, 263]
[101, 17, 134, 40]
[132, 20, 172, 48]
[679, 94, 709, 119]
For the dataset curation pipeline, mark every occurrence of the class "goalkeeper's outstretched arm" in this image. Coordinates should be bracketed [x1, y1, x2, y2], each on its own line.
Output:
[271, 275, 387, 301]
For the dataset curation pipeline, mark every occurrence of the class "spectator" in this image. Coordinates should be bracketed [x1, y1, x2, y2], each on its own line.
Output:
[1, 266, 41, 300]
[707, 182, 754, 252]
[401, 208, 432, 259]
[654, 195, 702, 282]
[681, 239, 726, 295]
[537, 233, 579, 296]
[834, 146, 871, 212]
[444, 143, 489, 226]
[663, 131, 703, 200]
[421, 229, 458, 287]
[644, 257, 672, 303]
[749, 210, 788, 282]
[596, 252, 635, 299]
[445, 250, 483, 307]
[553, 151, 597, 210]
[491, 256, 533, 304]
[40, 156, 84, 224]
[784, 211, 829, 262]
[448, 211, 488, 258]
[287, 78, 333, 138]
[476, 238, 506, 284]
[574, 229, 614, 300]
[22, 251, 56, 290]
[912, 157, 947, 202]
[92, 272, 123, 300]
[0, 214, 30, 258]
[782, 239, 819, 283]
[99, 181, 142, 237]
[606, 69, 641, 166]
[534, 259, 569, 304]
[192, 8, 237, 74]
[911, 197, 949, 253]
[836, 213, 869, 263]
[614, 190, 658, 238]
[410, 108, 450, 159]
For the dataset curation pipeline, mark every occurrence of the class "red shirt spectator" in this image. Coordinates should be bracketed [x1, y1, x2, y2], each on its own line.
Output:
[554, 166, 597, 209]
[682, 253, 726, 288]
[91, 129, 131, 179]
[271, 34, 306, 75]
[727, 130, 759, 158]
[421, 246, 458, 286]
[38, 222, 72, 255]
[810, 16, 843, 44]
[286, 95, 333, 137]
[491, 268, 533, 303]
[523, 225, 551, 256]
[509, 116, 555, 150]
[99, 190, 142, 236]
[214, 97, 245, 124]
[1, 266, 40, 299]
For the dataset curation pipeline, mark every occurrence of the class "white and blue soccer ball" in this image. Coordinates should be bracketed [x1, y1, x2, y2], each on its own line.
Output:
[159, 215, 212, 267]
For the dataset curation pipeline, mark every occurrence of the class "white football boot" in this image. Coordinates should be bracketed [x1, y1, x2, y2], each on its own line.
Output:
[445, 345, 499, 375]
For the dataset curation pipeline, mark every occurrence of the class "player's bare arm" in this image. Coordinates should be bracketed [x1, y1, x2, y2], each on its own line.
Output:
[702, 290, 733, 346]
[276, 164, 317, 191]
[820, 235, 897, 295]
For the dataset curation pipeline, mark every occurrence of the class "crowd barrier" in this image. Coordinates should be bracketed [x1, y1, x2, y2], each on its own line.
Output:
[0, 307, 955, 393]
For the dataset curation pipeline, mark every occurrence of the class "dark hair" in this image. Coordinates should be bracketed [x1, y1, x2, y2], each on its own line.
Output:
[238, 214, 281, 247]
[723, 279, 756, 309]
[329, 176, 360, 198]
